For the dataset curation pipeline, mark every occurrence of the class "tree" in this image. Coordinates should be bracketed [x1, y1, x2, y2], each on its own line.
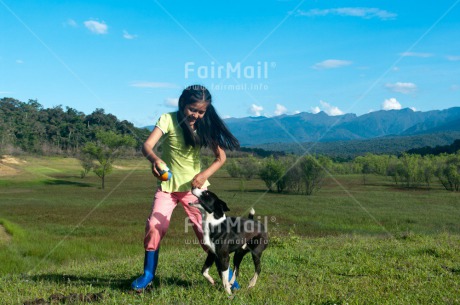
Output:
[259, 156, 286, 192]
[79, 153, 94, 178]
[82, 130, 136, 189]
[395, 153, 427, 188]
[226, 159, 242, 178]
[239, 156, 261, 180]
[354, 154, 391, 184]
[299, 155, 325, 195]
[283, 156, 304, 193]
[420, 155, 435, 187]
[435, 153, 460, 192]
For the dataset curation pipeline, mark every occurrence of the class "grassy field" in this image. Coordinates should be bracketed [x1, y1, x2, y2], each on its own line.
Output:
[0, 156, 459, 304]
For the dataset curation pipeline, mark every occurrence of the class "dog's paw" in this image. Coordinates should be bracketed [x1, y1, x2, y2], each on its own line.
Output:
[203, 273, 215, 286]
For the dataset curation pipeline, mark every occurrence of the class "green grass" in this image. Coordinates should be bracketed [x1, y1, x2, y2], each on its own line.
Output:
[0, 156, 459, 304]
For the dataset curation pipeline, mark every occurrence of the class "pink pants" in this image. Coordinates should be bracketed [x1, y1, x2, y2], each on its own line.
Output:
[144, 189, 204, 251]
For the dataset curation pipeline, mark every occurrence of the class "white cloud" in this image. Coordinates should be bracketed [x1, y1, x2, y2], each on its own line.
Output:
[130, 82, 179, 89]
[16, 59, 24, 64]
[66, 19, 78, 27]
[311, 101, 344, 115]
[311, 106, 321, 114]
[410, 107, 417, 111]
[249, 104, 264, 116]
[84, 20, 108, 34]
[450, 85, 460, 91]
[274, 104, 288, 116]
[296, 7, 396, 20]
[320, 100, 344, 116]
[382, 98, 402, 110]
[123, 30, 137, 40]
[313, 59, 352, 70]
[399, 52, 433, 58]
[385, 82, 417, 94]
[164, 98, 178, 108]
[446, 55, 460, 61]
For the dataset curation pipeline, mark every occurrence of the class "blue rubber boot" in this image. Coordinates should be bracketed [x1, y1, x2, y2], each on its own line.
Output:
[131, 250, 159, 290]
[229, 268, 240, 290]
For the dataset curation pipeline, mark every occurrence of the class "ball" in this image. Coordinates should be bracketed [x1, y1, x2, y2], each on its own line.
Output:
[156, 162, 172, 181]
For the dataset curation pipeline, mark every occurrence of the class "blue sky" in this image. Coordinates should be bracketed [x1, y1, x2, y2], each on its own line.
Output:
[1, 0, 460, 127]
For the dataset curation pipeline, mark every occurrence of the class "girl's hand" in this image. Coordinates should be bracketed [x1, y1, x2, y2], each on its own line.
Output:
[151, 160, 165, 178]
[192, 172, 208, 188]
[192, 145, 225, 188]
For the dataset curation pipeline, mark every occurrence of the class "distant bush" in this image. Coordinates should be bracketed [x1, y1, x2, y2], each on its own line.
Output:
[353, 154, 393, 184]
[435, 153, 460, 191]
[226, 159, 242, 178]
[225, 156, 261, 180]
[298, 156, 326, 195]
[239, 156, 261, 180]
[259, 156, 286, 192]
[258, 155, 327, 195]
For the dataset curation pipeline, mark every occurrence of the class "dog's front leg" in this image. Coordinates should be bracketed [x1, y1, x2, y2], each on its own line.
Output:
[202, 252, 216, 285]
[221, 268, 232, 295]
[216, 252, 232, 295]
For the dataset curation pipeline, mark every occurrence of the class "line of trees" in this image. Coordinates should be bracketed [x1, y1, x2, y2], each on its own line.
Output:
[226, 155, 329, 195]
[354, 153, 460, 191]
[0, 98, 149, 155]
[254, 134, 460, 159]
[226, 151, 460, 194]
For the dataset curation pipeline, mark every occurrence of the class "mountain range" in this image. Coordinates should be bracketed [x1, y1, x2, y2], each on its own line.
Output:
[224, 107, 460, 146]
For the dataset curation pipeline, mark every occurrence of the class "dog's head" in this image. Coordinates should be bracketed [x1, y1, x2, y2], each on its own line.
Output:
[191, 188, 230, 219]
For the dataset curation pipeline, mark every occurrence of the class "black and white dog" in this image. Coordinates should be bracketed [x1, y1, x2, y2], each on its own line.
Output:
[190, 188, 268, 294]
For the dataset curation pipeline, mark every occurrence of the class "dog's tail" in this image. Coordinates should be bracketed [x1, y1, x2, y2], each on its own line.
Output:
[243, 208, 257, 251]
[248, 208, 255, 220]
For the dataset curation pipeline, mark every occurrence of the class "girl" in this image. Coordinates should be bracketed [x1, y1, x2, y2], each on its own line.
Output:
[131, 85, 240, 290]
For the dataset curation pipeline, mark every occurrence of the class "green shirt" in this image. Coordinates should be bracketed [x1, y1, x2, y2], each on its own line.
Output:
[155, 112, 210, 192]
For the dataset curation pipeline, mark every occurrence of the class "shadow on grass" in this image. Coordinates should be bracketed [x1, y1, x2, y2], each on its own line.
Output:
[29, 274, 131, 290]
[43, 179, 93, 187]
[29, 274, 194, 291]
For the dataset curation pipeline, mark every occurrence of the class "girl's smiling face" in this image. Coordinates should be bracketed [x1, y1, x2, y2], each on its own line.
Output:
[184, 101, 208, 129]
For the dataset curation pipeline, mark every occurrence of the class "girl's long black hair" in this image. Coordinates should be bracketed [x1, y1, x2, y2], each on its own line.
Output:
[177, 85, 240, 151]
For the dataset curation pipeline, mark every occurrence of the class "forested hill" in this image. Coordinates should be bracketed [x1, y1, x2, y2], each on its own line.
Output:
[253, 132, 460, 159]
[0, 98, 150, 154]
